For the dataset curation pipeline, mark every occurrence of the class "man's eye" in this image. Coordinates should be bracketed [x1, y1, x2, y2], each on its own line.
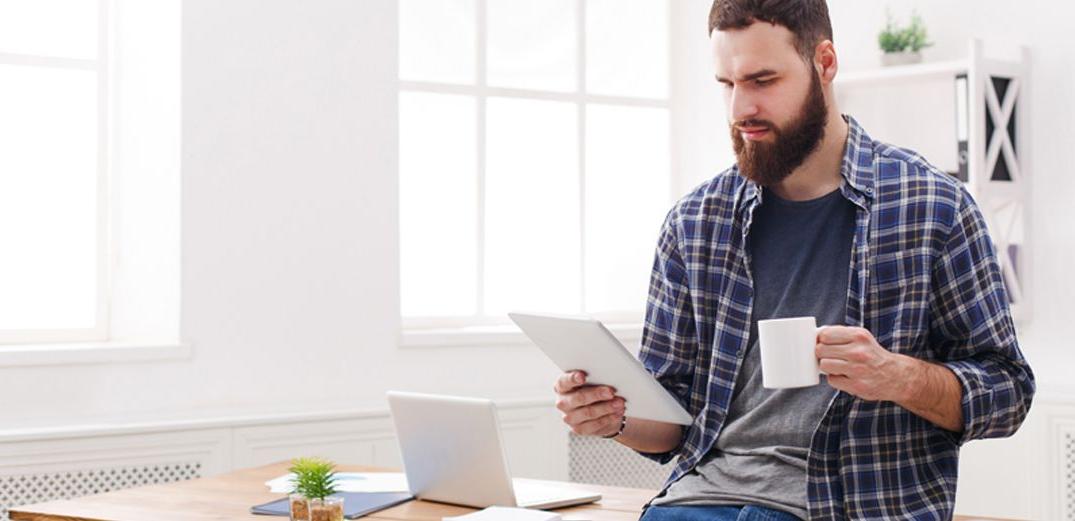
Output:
[755, 78, 773, 86]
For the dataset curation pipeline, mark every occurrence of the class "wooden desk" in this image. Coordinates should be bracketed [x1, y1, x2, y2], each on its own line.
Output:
[9, 461, 1016, 521]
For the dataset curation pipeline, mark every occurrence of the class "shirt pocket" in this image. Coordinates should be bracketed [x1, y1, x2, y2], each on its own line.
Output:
[867, 247, 933, 354]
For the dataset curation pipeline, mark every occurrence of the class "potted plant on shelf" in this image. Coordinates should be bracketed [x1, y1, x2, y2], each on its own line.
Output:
[878, 10, 931, 66]
[288, 457, 344, 521]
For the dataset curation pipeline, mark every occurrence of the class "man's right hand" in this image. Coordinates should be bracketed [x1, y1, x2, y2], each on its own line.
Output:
[553, 370, 626, 437]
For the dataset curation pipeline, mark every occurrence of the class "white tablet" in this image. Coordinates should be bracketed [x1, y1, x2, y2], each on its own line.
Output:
[508, 312, 694, 426]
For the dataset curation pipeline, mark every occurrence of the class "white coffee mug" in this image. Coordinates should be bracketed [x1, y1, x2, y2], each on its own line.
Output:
[757, 316, 825, 389]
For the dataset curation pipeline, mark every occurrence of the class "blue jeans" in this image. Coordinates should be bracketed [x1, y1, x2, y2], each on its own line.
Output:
[639, 504, 803, 521]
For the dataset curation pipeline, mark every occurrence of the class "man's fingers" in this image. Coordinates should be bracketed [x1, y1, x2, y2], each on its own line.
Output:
[555, 384, 613, 410]
[570, 385, 618, 410]
[818, 326, 870, 345]
[553, 371, 587, 394]
[826, 374, 856, 395]
[816, 340, 864, 360]
[816, 342, 845, 360]
[816, 341, 873, 364]
[571, 410, 625, 437]
[562, 397, 625, 426]
[555, 385, 617, 413]
[819, 357, 852, 377]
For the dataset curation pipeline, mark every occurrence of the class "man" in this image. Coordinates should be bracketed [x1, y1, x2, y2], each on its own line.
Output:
[552, 1, 1035, 519]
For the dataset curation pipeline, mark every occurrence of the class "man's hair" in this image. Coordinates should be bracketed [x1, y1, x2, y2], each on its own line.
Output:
[708, 0, 833, 60]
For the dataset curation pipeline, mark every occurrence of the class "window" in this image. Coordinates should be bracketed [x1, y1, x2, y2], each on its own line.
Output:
[398, 0, 672, 340]
[0, 1, 109, 344]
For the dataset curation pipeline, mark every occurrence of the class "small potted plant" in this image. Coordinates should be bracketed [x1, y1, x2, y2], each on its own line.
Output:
[288, 457, 344, 521]
[878, 10, 932, 66]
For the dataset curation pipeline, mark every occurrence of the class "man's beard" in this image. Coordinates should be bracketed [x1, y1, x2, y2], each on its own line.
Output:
[730, 70, 828, 187]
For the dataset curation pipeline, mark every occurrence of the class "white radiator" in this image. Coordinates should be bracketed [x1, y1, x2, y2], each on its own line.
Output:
[0, 462, 202, 521]
[1064, 427, 1075, 521]
[568, 432, 673, 490]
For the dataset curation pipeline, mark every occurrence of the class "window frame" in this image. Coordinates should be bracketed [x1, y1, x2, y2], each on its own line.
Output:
[0, 0, 111, 344]
[397, 0, 674, 345]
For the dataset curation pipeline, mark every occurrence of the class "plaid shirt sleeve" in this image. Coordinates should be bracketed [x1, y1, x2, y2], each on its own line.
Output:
[931, 185, 1036, 445]
[634, 207, 698, 464]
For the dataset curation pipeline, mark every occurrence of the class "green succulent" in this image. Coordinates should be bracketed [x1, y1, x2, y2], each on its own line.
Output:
[878, 10, 932, 53]
[288, 457, 339, 501]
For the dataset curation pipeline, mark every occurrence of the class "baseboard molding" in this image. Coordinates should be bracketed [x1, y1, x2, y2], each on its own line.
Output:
[0, 398, 564, 475]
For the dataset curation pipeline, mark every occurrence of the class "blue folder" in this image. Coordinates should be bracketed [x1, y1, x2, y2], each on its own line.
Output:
[250, 491, 414, 519]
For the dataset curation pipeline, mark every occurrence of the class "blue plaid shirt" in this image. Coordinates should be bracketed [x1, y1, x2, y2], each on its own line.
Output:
[637, 116, 1035, 520]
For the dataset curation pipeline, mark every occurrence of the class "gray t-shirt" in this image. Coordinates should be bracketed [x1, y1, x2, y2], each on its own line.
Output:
[650, 187, 856, 520]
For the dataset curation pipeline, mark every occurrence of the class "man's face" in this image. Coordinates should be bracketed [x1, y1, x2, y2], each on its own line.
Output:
[712, 22, 828, 187]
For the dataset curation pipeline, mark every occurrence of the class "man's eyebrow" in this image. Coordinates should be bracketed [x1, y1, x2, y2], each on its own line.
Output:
[715, 69, 778, 83]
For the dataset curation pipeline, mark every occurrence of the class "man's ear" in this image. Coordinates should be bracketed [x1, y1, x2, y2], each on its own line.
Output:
[813, 40, 838, 85]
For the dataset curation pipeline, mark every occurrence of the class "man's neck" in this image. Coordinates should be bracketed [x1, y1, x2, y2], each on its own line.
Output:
[767, 111, 850, 202]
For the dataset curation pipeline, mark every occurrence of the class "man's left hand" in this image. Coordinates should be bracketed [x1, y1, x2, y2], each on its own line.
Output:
[815, 325, 909, 402]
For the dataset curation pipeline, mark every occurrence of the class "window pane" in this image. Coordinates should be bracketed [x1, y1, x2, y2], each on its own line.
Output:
[584, 105, 670, 316]
[586, 0, 668, 99]
[486, 0, 577, 92]
[485, 97, 579, 315]
[399, 0, 476, 84]
[0, 65, 98, 329]
[399, 92, 478, 317]
[0, 0, 98, 59]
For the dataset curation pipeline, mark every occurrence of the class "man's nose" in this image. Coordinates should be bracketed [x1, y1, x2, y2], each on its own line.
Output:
[730, 87, 760, 124]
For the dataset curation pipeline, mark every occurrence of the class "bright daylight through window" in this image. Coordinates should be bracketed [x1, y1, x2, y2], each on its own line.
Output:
[0, 1, 108, 344]
[398, 0, 672, 333]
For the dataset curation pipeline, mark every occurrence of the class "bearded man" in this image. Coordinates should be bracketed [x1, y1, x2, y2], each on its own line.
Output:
[551, 0, 1035, 519]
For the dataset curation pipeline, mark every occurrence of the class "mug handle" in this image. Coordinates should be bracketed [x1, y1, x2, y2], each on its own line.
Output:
[816, 325, 827, 375]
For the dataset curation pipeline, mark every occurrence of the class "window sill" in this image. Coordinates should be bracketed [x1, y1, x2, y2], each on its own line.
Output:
[0, 341, 191, 368]
[399, 323, 644, 349]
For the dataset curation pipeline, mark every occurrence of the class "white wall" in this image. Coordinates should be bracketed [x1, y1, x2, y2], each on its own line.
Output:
[110, 0, 181, 343]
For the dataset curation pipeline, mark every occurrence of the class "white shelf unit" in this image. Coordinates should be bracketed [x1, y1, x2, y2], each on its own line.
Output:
[838, 59, 970, 87]
[835, 39, 1031, 322]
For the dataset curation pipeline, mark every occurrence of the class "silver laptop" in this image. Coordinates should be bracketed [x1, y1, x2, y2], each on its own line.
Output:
[386, 391, 601, 510]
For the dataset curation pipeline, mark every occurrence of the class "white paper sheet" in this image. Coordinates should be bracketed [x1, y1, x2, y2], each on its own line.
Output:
[443, 506, 561, 521]
[265, 472, 410, 493]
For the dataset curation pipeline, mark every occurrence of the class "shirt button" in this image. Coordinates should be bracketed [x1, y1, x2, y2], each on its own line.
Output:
[866, 187, 873, 194]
